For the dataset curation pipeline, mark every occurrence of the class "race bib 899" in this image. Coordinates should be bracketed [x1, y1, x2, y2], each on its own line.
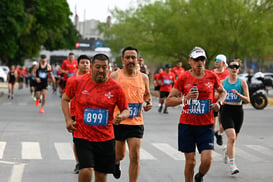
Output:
[83, 108, 109, 126]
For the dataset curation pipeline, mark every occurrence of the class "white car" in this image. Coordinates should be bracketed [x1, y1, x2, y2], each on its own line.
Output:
[0, 68, 7, 82]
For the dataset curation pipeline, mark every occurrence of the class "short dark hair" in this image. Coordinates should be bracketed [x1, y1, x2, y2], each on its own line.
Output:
[69, 52, 74, 56]
[91, 53, 109, 64]
[77, 55, 91, 64]
[122, 46, 138, 57]
[40, 54, 46, 59]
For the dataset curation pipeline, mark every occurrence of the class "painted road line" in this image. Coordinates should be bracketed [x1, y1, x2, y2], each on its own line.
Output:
[21, 142, 42, 160]
[54, 142, 74, 160]
[8, 163, 26, 182]
[0, 141, 7, 159]
[152, 143, 185, 160]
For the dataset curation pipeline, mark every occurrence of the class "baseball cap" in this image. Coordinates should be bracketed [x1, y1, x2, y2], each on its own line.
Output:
[215, 54, 228, 66]
[165, 64, 172, 68]
[189, 47, 207, 59]
[40, 54, 46, 59]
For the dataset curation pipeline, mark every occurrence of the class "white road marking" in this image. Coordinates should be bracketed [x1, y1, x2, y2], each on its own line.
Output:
[54, 142, 74, 160]
[21, 142, 42, 159]
[0, 141, 7, 159]
[152, 143, 185, 160]
[8, 163, 26, 182]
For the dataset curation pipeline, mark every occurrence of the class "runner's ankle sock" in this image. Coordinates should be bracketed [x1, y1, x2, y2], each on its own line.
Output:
[229, 158, 235, 166]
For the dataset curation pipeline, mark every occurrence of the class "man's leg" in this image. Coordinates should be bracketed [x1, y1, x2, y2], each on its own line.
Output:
[94, 171, 107, 182]
[113, 140, 126, 179]
[78, 168, 93, 182]
[127, 138, 142, 182]
[194, 150, 213, 182]
[184, 152, 196, 182]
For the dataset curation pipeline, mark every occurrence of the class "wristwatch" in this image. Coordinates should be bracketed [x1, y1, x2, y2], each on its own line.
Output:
[217, 100, 223, 107]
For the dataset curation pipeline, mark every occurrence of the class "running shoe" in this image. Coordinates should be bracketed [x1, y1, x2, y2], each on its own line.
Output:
[215, 130, 223, 146]
[113, 163, 121, 179]
[73, 163, 79, 174]
[163, 108, 168, 114]
[158, 105, 163, 113]
[194, 173, 203, 182]
[39, 107, 45, 113]
[230, 165, 239, 175]
[35, 99, 40, 106]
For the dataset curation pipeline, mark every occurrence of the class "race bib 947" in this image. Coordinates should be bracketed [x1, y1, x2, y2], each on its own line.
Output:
[189, 99, 211, 115]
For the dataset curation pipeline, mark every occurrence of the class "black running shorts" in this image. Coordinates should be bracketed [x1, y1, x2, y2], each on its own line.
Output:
[73, 138, 115, 173]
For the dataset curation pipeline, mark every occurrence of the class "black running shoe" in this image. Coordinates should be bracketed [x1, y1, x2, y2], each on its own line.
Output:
[73, 163, 79, 174]
[215, 130, 223, 146]
[163, 108, 168, 114]
[158, 105, 163, 113]
[113, 163, 121, 179]
[194, 173, 203, 182]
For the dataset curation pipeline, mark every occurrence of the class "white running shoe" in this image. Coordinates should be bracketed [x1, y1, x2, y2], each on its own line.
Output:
[230, 165, 239, 175]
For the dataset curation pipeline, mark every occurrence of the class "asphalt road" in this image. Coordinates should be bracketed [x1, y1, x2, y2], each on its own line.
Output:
[0, 86, 273, 182]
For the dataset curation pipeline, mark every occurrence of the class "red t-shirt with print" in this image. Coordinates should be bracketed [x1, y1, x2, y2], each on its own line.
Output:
[65, 73, 128, 142]
[61, 59, 78, 81]
[159, 71, 176, 92]
[174, 70, 221, 125]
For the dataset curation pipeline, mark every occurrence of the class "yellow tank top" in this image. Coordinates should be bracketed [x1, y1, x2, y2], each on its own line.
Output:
[114, 69, 145, 125]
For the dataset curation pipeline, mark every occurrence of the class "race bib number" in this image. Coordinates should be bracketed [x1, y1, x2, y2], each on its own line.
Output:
[128, 103, 142, 119]
[83, 108, 109, 126]
[67, 72, 75, 78]
[163, 78, 172, 85]
[225, 90, 241, 102]
[189, 99, 211, 115]
[38, 72, 47, 79]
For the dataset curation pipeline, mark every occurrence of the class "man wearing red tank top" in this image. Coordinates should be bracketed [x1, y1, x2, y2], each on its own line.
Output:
[166, 47, 226, 182]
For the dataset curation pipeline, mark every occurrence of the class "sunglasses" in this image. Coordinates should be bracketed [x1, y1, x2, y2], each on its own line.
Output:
[192, 57, 206, 62]
[228, 64, 240, 69]
[215, 58, 222, 62]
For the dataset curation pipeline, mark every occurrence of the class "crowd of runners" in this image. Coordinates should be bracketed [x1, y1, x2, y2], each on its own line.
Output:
[5, 46, 250, 182]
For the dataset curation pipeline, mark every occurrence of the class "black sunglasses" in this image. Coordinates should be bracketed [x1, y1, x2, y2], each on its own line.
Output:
[228, 64, 240, 69]
[192, 56, 206, 62]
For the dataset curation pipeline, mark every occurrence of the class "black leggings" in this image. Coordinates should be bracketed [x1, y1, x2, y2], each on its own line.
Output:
[221, 104, 243, 134]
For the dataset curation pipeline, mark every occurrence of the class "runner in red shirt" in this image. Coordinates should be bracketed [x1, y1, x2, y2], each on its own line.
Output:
[153, 67, 163, 98]
[66, 54, 91, 174]
[166, 47, 226, 182]
[158, 64, 176, 114]
[62, 53, 129, 182]
[59, 52, 78, 91]
[171, 60, 185, 79]
[212, 54, 230, 146]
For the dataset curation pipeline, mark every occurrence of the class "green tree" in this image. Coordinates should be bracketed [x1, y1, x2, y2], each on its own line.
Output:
[0, 0, 80, 66]
[99, 0, 273, 70]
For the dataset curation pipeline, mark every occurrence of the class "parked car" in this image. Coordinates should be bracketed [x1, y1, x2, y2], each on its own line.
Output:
[0, 66, 9, 75]
[0, 68, 7, 82]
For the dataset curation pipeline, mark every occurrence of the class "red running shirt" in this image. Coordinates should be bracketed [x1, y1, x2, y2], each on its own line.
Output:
[171, 67, 185, 79]
[61, 59, 78, 81]
[65, 73, 128, 142]
[174, 70, 221, 125]
[159, 71, 176, 92]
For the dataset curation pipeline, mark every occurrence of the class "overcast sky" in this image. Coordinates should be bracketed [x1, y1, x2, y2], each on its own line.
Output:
[67, 0, 139, 22]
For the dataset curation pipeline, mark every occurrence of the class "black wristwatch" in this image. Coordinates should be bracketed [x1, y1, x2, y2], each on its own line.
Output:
[217, 100, 223, 107]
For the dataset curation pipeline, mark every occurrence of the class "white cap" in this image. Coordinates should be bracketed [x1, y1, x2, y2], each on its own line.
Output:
[190, 47, 207, 59]
[215, 54, 228, 66]
[32, 61, 38, 65]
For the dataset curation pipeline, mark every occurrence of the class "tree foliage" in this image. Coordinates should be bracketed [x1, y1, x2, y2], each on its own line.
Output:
[0, 0, 81, 65]
[99, 0, 273, 69]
